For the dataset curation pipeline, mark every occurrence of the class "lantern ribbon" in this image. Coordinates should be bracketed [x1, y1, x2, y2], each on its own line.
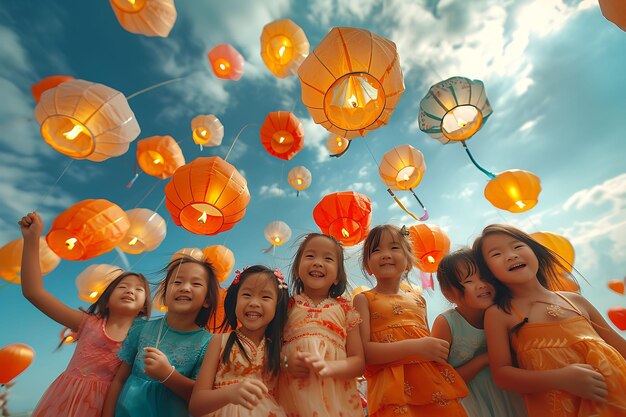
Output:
[386, 189, 429, 221]
[420, 270, 434, 291]
[461, 141, 496, 180]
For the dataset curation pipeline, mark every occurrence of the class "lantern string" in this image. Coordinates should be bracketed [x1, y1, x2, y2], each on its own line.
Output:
[461, 141, 496, 179]
[409, 188, 429, 221]
[126, 77, 186, 101]
[40, 159, 74, 209]
[131, 179, 162, 209]
[153, 195, 167, 213]
[225, 123, 257, 161]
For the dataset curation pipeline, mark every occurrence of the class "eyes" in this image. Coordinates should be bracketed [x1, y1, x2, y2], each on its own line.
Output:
[304, 254, 336, 262]
[171, 279, 205, 287]
[488, 244, 527, 258]
[239, 292, 274, 301]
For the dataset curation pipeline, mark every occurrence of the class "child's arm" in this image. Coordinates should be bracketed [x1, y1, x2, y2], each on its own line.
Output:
[431, 314, 489, 383]
[143, 347, 196, 401]
[19, 212, 83, 331]
[353, 293, 449, 365]
[102, 362, 131, 417]
[302, 323, 365, 379]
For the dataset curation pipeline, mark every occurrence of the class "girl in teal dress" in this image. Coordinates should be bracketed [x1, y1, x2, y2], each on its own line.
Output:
[431, 248, 527, 417]
[103, 255, 220, 417]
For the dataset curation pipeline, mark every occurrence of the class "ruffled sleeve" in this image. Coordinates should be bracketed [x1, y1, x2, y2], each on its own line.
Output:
[339, 297, 362, 331]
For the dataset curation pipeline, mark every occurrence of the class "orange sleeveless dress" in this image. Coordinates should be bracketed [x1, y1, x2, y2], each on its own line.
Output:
[363, 291, 468, 417]
[511, 294, 626, 416]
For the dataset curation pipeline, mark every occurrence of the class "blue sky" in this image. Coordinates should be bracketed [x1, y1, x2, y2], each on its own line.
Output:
[1, 0, 625, 413]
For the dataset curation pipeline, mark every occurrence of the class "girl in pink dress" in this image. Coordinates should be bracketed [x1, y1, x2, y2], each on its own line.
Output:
[190, 265, 290, 416]
[18, 211, 151, 417]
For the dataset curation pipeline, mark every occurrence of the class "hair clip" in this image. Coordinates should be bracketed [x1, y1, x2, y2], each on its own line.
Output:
[232, 266, 249, 285]
[400, 225, 410, 236]
[274, 269, 288, 290]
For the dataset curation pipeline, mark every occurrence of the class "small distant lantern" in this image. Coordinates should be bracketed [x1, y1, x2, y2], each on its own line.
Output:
[260, 18, 309, 78]
[118, 208, 167, 255]
[313, 191, 372, 246]
[264, 221, 292, 247]
[326, 134, 350, 156]
[259, 111, 304, 160]
[287, 166, 312, 195]
[202, 245, 235, 283]
[109, 0, 177, 37]
[0, 238, 60, 284]
[530, 231, 579, 292]
[191, 114, 224, 147]
[408, 224, 450, 274]
[31, 75, 74, 103]
[60, 327, 77, 345]
[75, 264, 123, 302]
[484, 169, 541, 213]
[136, 135, 185, 179]
[608, 307, 626, 331]
[599, 0, 626, 31]
[208, 44, 244, 81]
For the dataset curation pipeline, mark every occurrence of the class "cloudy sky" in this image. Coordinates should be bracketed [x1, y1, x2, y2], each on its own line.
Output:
[0, 0, 625, 412]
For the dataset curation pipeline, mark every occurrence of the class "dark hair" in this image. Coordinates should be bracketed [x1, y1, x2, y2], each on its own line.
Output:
[436, 248, 478, 300]
[360, 224, 416, 279]
[86, 271, 152, 319]
[290, 233, 347, 298]
[219, 265, 289, 376]
[155, 255, 218, 327]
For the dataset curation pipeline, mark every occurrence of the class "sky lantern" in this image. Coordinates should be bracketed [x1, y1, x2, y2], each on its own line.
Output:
[326, 133, 350, 157]
[117, 208, 167, 255]
[0, 238, 60, 284]
[75, 264, 123, 302]
[191, 114, 224, 148]
[608, 307, 626, 330]
[46, 199, 130, 261]
[0, 343, 35, 384]
[313, 191, 372, 246]
[136, 135, 185, 179]
[599, 0, 626, 31]
[165, 156, 250, 235]
[59, 327, 78, 345]
[259, 111, 304, 160]
[208, 44, 244, 81]
[484, 170, 542, 213]
[109, 0, 177, 37]
[298, 27, 405, 139]
[34, 79, 140, 162]
[264, 221, 292, 248]
[530, 231, 579, 292]
[202, 245, 235, 283]
[260, 18, 309, 78]
[608, 279, 625, 295]
[408, 223, 450, 283]
[287, 166, 312, 196]
[31, 75, 74, 103]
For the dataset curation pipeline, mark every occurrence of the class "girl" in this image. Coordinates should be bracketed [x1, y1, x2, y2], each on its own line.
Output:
[432, 248, 527, 417]
[189, 265, 289, 416]
[19, 211, 151, 417]
[103, 255, 219, 417]
[474, 224, 626, 417]
[278, 233, 365, 417]
[353, 224, 468, 417]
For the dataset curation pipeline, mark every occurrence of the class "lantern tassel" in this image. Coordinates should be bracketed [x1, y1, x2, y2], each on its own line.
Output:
[296, 190, 300, 197]
[386, 189, 428, 222]
[461, 141, 496, 180]
[420, 270, 434, 292]
[262, 244, 274, 254]
[409, 188, 429, 221]
[330, 140, 352, 158]
[126, 173, 139, 189]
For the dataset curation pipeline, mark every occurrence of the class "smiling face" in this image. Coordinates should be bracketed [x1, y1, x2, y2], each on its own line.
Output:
[107, 274, 148, 316]
[164, 262, 209, 315]
[365, 229, 410, 281]
[297, 235, 340, 301]
[481, 232, 539, 287]
[235, 272, 278, 338]
[453, 264, 495, 310]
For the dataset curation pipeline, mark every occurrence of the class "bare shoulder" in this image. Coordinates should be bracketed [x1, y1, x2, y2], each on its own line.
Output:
[485, 304, 518, 329]
[557, 291, 593, 317]
[353, 293, 369, 309]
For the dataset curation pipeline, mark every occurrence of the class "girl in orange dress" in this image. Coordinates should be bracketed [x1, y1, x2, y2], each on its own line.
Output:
[190, 265, 289, 416]
[474, 224, 626, 417]
[353, 225, 469, 417]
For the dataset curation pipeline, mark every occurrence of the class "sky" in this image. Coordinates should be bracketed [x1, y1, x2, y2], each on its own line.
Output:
[0, 0, 625, 413]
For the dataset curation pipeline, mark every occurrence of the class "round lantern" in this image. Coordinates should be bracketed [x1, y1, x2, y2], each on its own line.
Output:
[75, 264, 123, 302]
[117, 208, 167, 255]
[34, 79, 140, 162]
[530, 231, 579, 292]
[109, 0, 177, 37]
[0, 238, 61, 284]
[171, 247, 204, 262]
[484, 169, 542, 213]
[408, 224, 450, 273]
[608, 306, 626, 331]
[31, 75, 74, 103]
[259, 111, 304, 160]
[136, 136, 184, 179]
[0, 343, 35, 384]
[608, 279, 625, 295]
[287, 166, 312, 193]
[191, 114, 224, 147]
[379, 144, 426, 191]
[264, 221, 292, 247]
[202, 245, 235, 283]
[208, 44, 244, 81]
[260, 18, 309, 78]
[60, 327, 77, 345]
[298, 27, 405, 139]
[313, 191, 372, 246]
[418, 76, 493, 145]
[326, 134, 350, 156]
[599, 0, 626, 31]
[165, 157, 250, 235]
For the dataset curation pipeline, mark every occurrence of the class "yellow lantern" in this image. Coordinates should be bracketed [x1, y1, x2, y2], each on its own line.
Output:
[0, 238, 60, 284]
[118, 209, 167, 255]
[530, 231, 579, 292]
[109, 0, 177, 37]
[379, 145, 426, 191]
[260, 18, 309, 78]
[75, 264, 123, 302]
[34, 79, 140, 162]
[298, 27, 405, 139]
[202, 245, 235, 283]
[264, 221, 292, 247]
[484, 170, 541, 213]
[326, 134, 350, 156]
[191, 114, 224, 147]
[287, 166, 312, 194]
[136, 135, 185, 179]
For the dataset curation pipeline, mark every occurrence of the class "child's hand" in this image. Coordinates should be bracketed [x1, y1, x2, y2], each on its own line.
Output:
[557, 364, 608, 402]
[18, 212, 44, 240]
[413, 337, 450, 364]
[301, 352, 334, 378]
[285, 351, 310, 377]
[229, 379, 268, 410]
[143, 347, 173, 382]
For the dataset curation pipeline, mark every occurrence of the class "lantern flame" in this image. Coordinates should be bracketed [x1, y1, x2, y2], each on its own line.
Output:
[337, 139, 343, 147]
[278, 45, 286, 57]
[274, 236, 281, 243]
[198, 211, 208, 224]
[341, 228, 350, 238]
[427, 255, 435, 264]
[128, 236, 138, 246]
[128, 0, 136, 4]
[279, 136, 285, 143]
[64, 335, 75, 344]
[457, 118, 468, 128]
[200, 129, 207, 136]
[515, 200, 526, 209]
[348, 94, 358, 108]
[63, 125, 84, 140]
[65, 237, 78, 250]
[153, 157, 162, 165]
[296, 178, 302, 185]
[89, 291, 99, 299]
[219, 63, 227, 71]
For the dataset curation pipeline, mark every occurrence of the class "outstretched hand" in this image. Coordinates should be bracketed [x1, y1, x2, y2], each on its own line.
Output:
[143, 347, 172, 381]
[18, 211, 44, 239]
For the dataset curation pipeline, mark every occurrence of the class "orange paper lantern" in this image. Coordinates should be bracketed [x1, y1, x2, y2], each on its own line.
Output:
[260, 18, 309, 78]
[31, 75, 74, 103]
[109, 0, 177, 37]
[326, 134, 350, 155]
[608, 306, 626, 331]
[599, 0, 626, 31]
[75, 264, 124, 302]
[165, 157, 250, 235]
[0, 237, 61, 284]
[0, 343, 35, 384]
[287, 166, 312, 192]
[484, 169, 542, 213]
[530, 231, 579, 292]
[136, 135, 185, 179]
[379, 144, 426, 191]
[208, 44, 244, 81]
[191, 114, 224, 147]
[202, 245, 235, 283]
[408, 224, 450, 273]
[259, 111, 304, 160]
[117, 208, 167, 255]
[608, 279, 625, 295]
[313, 191, 372, 246]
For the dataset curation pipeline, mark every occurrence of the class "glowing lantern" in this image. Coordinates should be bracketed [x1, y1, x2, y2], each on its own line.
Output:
[260, 18, 309, 78]
[0, 238, 60, 284]
[608, 307, 626, 331]
[326, 134, 350, 156]
[118, 209, 167, 255]
[31, 75, 74, 103]
[75, 264, 123, 302]
[484, 170, 541, 213]
[599, 0, 626, 31]
[287, 166, 312, 194]
[608, 279, 625, 295]
[191, 114, 224, 147]
[313, 191, 372, 246]
[46, 199, 130, 261]
[264, 221, 292, 247]
[0, 343, 35, 384]
[171, 247, 204, 262]
[351, 285, 370, 299]
[408, 224, 450, 274]
[165, 157, 250, 235]
[109, 0, 177, 37]
[259, 111, 304, 160]
[34, 79, 140, 162]
[208, 44, 244, 81]
[299, 27, 405, 139]
[529, 231, 579, 292]
[202, 245, 235, 283]
[136, 136, 185, 179]
[60, 327, 77, 345]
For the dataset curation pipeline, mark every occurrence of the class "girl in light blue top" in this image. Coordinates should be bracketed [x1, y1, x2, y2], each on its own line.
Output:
[431, 248, 527, 417]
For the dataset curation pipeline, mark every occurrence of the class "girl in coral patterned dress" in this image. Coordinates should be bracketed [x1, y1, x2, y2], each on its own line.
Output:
[278, 233, 365, 417]
[353, 225, 469, 417]
[190, 265, 290, 416]
[474, 224, 626, 417]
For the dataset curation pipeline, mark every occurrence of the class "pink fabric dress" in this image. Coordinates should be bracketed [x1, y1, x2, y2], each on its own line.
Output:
[32, 313, 125, 417]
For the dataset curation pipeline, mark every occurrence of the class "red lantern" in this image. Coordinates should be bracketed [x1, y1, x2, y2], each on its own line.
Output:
[608, 306, 626, 331]
[208, 44, 244, 81]
[31, 75, 74, 103]
[408, 224, 450, 274]
[259, 111, 304, 160]
[313, 191, 372, 246]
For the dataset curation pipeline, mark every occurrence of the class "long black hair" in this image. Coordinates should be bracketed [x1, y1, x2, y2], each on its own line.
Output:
[436, 247, 477, 299]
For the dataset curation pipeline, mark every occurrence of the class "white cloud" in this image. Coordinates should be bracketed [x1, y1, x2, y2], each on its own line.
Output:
[519, 118, 540, 133]
[306, 0, 380, 27]
[442, 183, 478, 200]
[259, 183, 288, 197]
[300, 116, 331, 163]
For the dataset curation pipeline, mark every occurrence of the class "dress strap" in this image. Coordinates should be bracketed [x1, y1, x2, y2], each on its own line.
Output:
[510, 303, 526, 320]
[554, 292, 584, 316]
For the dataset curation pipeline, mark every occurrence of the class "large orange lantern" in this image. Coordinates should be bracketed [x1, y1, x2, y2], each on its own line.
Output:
[287, 166, 312, 195]
[264, 221, 292, 247]
[191, 114, 224, 147]
[298, 27, 405, 139]
[259, 111, 304, 160]
[46, 199, 130, 261]
[260, 18, 309, 78]
[75, 264, 123, 302]
[202, 245, 235, 283]
[0, 343, 35, 384]
[208, 44, 244, 81]
[136, 136, 185, 179]
[34, 79, 140, 162]
[31, 75, 74, 103]
[109, 0, 177, 37]
[313, 191, 372, 246]
[484, 170, 542, 213]
[0, 238, 60, 284]
[118, 208, 167, 255]
[165, 157, 250, 235]
[599, 0, 626, 31]
[530, 231, 579, 292]
[408, 224, 450, 274]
